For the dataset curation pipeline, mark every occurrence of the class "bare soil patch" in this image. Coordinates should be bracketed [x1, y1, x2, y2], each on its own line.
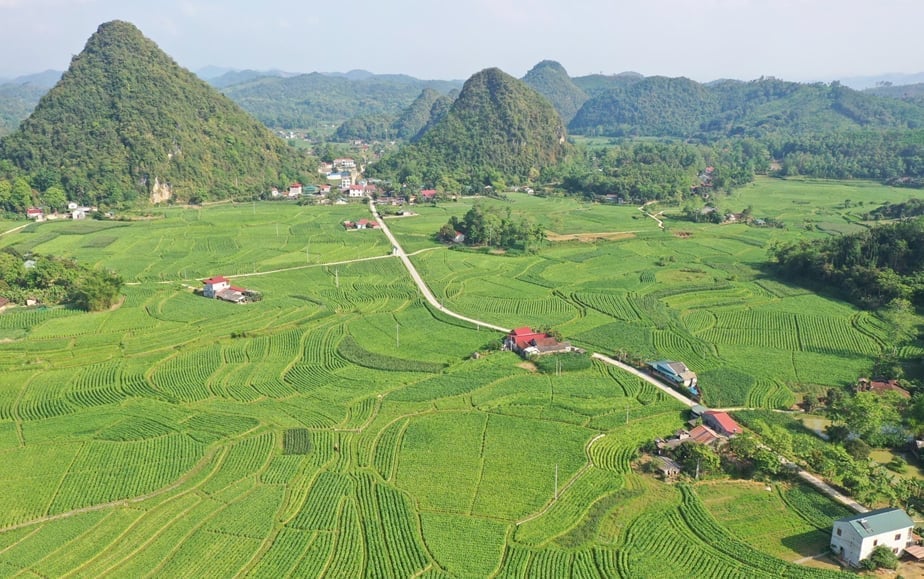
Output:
[545, 231, 637, 242]
[518, 361, 538, 373]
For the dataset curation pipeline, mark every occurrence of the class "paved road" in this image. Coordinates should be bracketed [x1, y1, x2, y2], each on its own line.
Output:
[591, 353, 696, 407]
[370, 200, 510, 333]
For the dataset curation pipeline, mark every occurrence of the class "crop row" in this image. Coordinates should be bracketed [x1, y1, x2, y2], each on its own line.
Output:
[289, 472, 354, 531]
[354, 473, 428, 577]
[714, 310, 797, 332]
[201, 432, 275, 495]
[323, 498, 364, 577]
[701, 328, 801, 351]
[573, 292, 640, 322]
[372, 419, 408, 481]
[797, 315, 880, 355]
[677, 485, 846, 578]
[588, 438, 637, 473]
[283, 428, 312, 455]
[148, 346, 222, 403]
[49, 434, 204, 513]
[250, 528, 333, 578]
[515, 467, 623, 547]
[96, 417, 176, 441]
[746, 380, 796, 410]
[337, 335, 444, 374]
[778, 484, 852, 531]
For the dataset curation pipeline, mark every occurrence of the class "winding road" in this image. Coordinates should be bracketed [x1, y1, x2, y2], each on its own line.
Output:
[369, 199, 869, 515]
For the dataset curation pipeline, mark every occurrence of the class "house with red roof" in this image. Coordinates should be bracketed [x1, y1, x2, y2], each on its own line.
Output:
[504, 327, 571, 357]
[26, 207, 43, 220]
[419, 189, 437, 201]
[288, 183, 303, 197]
[202, 276, 256, 303]
[702, 411, 741, 437]
[202, 276, 230, 298]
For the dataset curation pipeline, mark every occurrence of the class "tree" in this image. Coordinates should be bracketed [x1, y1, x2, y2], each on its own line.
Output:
[861, 544, 899, 570]
[70, 270, 123, 311]
[42, 185, 68, 213]
[676, 441, 721, 477]
[9, 177, 33, 212]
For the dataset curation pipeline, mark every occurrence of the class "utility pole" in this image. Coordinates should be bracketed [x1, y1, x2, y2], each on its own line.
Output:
[335, 268, 339, 288]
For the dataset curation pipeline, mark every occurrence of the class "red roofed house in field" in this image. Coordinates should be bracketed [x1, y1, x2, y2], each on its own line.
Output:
[26, 207, 43, 220]
[202, 276, 253, 304]
[202, 276, 230, 298]
[419, 189, 437, 201]
[504, 327, 571, 357]
[703, 411, 741, 437]
[288, 183, 303, 197]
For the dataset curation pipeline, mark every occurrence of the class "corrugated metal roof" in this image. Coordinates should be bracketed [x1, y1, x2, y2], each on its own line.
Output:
[837, 507, 914, 537]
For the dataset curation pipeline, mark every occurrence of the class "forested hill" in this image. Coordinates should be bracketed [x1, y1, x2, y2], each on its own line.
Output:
[369, 68, 568, 191]
[0, 20, 311, 205]
[569, 76, 924, 138]
[220, 73, 461, 130]
[521, 60, 588, 124]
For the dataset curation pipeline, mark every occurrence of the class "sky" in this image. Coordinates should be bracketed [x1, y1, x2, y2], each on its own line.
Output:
[1, 0, 923, 83]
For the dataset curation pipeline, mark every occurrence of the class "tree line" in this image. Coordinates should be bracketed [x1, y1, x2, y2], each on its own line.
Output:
[769, 218, 924, 309]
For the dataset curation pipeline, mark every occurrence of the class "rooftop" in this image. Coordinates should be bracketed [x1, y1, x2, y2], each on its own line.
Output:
[836, 507, 914, 537]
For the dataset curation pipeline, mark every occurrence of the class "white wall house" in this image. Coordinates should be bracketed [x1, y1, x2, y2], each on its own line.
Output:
[831, 507, 915, 567]
[202, 276, 230, 298]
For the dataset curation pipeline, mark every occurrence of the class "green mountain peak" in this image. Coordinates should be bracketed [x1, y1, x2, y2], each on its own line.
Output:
[1, 20, 309, 205]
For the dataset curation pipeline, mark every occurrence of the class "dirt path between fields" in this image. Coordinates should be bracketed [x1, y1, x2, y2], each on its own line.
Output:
[545, 231, 639, 242]
[0, 224, 29, 236]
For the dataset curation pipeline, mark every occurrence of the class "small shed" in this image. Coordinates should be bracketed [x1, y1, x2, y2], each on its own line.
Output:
[656, 457, 682, 478]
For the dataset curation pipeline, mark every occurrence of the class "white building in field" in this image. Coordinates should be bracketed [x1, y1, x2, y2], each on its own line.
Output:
[830, 508, 915, 567]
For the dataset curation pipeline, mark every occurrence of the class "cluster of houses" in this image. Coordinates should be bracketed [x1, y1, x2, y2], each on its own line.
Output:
[654, 405, 743, 477]
[503, 327, 575, 358]
[26, 202, 96, 222]
[201, 276, 258, 304]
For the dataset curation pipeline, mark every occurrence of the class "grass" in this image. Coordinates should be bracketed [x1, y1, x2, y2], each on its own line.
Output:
[0, 182, 919, 576]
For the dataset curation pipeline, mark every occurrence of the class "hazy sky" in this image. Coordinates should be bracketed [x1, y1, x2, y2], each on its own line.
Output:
[1, 0, 923, 82]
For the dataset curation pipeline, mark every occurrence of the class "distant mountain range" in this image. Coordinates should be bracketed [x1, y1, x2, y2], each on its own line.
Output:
[5, 61, 924, 139]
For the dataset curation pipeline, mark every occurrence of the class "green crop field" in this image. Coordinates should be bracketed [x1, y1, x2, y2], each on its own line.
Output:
[0, 182, 917, 576]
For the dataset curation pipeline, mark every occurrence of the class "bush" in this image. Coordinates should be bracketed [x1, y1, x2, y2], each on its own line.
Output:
[862, 544, 899, 570]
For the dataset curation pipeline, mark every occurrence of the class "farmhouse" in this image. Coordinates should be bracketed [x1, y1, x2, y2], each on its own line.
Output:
[201, 276, 254, 304]
[503, 327, 571, 357]
[702, 411, 741, 436]
[649, 360, 697, 388]
[831, 508, 915, 567]
[288, 183, 303, 197]
[26, 207, 43, 220]
[0, 296, 10, 312]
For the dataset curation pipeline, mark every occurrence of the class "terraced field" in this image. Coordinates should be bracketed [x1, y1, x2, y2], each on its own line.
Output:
[0, 182, 915, 576]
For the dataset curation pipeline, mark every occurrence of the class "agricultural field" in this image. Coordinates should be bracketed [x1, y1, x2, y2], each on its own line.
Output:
[0, 181, 918, 576]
